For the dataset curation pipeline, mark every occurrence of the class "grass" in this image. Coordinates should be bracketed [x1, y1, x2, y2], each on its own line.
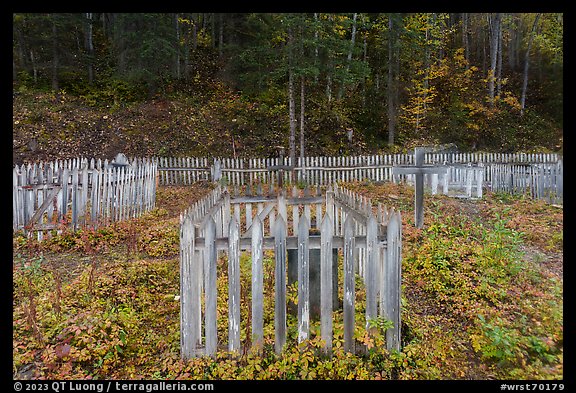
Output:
[12, 182, 563, 380]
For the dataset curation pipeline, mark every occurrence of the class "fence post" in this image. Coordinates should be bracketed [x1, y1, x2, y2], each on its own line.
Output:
[365, 215, 379, 330]
[274, 216, 287, 354]
[13, 168, 20, 230]
[80, 166, 89, 224]
[385, 212, 402, 352]
[465, 166, 473, 198]
[557, 160, 563, 203]
[476, 166, 483, 198]
[343, 215, 355, 353]
[205, 217, 218, 357]
[180, 213, 201, 360]
[297, 217, 310, 343]
[320, 214, 333, 354]
[228, 216, 241, 353]
[251, 216, 264, 352]
[59, 168, 69, 223]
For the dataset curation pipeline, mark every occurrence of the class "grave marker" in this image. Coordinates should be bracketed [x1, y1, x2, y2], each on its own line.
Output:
[392, 147, 447, 228]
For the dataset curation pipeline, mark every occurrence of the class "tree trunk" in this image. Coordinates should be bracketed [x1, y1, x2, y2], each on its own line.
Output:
[346, 13, 358, 69]
[192, 14, 198, 50]
[326, 73, 332, 103]
[85, 13, 95, 84]
[30, 50, 38, 84]
[183, 15, 193, 80]
[433, 13, 444, 62]
[211, 13, 216, 49]
[420, 16, 432, 133]
[487, 13, 501, 105]
[299, 20, 306, 161]
[536, 21, 543, 83]
[508, 13, 516, 71]
[218, 13, 224, 57]
[462, 13, 469, 68]
[51, 14, 59, 92]
[14, 23, 28, 76]
[314, 13, 319, 84]
[520, 13, 541, 116]
[496, 17, 503, 97]
[338, 13, 357, 100]
[362, 32, 367, 108]
[288, 27, 297, 170]
[300, 76, 305, 162]
[481, 17, 487, 74]
[387, 14, 397, 146]
[325, 14, 334, 103]
[115, 14, 127, 74]
[174, 13, 181, 79]
[515, 15, 522, 70]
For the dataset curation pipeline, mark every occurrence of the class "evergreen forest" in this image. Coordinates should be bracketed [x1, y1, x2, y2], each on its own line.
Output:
[13, 13, 563, 164]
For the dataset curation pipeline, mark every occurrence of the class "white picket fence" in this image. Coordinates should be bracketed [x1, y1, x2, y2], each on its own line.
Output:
[179, 184, 402, 359]
[419, 164, 485, 199]
[156, 152, 561, 204]
[155, 152, 559, 187]
[488, 161, 563, 204]
[13, 157, 157, 237]
[155, 157, 212, 185]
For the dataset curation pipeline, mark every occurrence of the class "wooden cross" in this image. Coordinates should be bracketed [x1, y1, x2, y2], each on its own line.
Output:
[392, 147, 447, 228]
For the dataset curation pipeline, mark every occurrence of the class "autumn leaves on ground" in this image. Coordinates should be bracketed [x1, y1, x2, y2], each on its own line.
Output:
[12, 182, 563, 380]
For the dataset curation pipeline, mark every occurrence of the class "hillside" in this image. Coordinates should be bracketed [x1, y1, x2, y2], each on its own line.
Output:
[11, 80, 562, 167]
[12, 87, 370, 166]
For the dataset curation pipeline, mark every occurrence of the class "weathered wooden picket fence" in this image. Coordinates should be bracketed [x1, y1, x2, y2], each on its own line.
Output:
[157, 151, 561, 205]
[423, 164, 485, 199]
[156, 152, 559, 187]
[13, 156, 157, 237]
[488, 160, 563, 204]
[155, 157, 212, 185]
[179, 184, 402, 359]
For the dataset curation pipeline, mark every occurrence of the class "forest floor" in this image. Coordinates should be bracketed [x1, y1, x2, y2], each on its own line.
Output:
[12, 89, 367, 167]
[12, 181, 563, 381]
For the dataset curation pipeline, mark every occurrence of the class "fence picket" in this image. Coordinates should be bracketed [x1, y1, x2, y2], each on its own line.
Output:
[180, 214, 198, 359]
[385, 212, 402, 351]
[251, 216, 264, 352]
[343, 215, 355, 353]
[228, 216, 241, 353]
[320, 214, 333, 353]
[60, 168, 69, 223]
[365, 215, 379, 329]
[274, 216, 287, 354]
[297, 217, 310, 343]
[204, 217, 218, 357]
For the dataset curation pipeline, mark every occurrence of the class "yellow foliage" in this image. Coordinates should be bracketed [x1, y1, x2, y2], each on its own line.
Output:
[502, 92, 522, 110]
[466, 122, 480, 131]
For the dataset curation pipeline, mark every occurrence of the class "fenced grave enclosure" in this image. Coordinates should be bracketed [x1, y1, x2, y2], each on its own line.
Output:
[13, 154, 157, 239]
[408, 164, 485, 199]
[179, 183, 402, 359]
[488, 161, 563, 205]
[155, 151, 561, 205]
